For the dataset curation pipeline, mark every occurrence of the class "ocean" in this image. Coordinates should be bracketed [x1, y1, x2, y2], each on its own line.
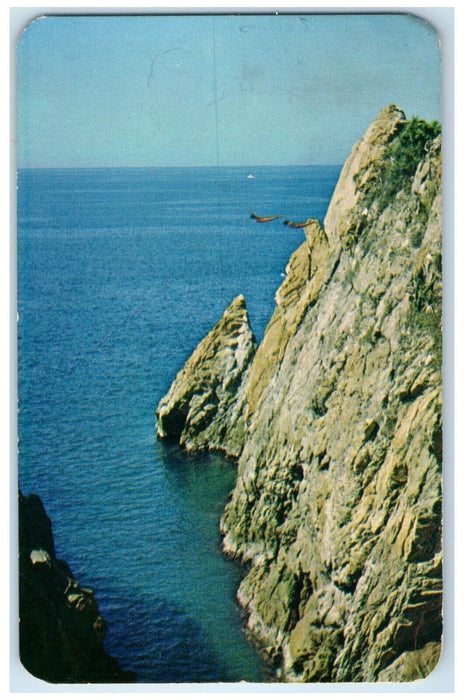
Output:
[17, 165, 340, 683]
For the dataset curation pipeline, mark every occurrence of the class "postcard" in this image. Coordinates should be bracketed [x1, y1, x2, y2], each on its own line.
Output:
[14, 9, 449, 689]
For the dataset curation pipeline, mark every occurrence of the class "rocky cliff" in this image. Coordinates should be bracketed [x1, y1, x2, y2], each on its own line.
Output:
[156, 293, 257, 457]
[18, 491, 134, 683]
[156, 105, 443, 682]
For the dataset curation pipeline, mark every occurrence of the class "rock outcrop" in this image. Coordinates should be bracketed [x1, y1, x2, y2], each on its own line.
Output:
[156, 294, 257, 457]
[18, 491, 134, 683]
[155, 105, 443, 682]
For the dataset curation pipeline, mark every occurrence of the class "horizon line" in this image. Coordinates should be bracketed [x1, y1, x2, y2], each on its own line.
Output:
[17, 163, 343, 171]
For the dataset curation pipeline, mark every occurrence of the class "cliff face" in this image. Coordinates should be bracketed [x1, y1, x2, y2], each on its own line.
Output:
[155, 105, 443, 682]
[18, 491, 134, 683]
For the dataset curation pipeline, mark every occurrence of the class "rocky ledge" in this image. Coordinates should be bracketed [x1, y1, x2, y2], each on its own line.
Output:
[18, 490, 134, 683]
[155, 105, 443, 683]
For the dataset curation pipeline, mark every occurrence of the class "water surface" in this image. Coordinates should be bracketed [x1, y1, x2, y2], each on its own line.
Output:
[17, 165, 340, 682]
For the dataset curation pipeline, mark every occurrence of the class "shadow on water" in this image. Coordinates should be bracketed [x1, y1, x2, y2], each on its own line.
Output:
[97, 441, 272, 683]
[144, 441, 271, 683]
[105, 592, 236, 683]
[157, 441, 238, 522]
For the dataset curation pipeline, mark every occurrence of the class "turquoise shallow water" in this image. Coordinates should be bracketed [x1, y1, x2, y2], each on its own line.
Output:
[17, 165, 340, 682]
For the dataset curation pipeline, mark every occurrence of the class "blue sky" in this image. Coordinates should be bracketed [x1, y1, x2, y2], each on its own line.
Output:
[16, 12, 442, 168]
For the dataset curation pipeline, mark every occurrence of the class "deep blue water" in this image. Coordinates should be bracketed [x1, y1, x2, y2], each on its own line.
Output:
[17, 165, 340, 683]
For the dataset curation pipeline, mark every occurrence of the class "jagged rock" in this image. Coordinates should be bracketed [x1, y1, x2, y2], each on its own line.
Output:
[245, 219, 333, 416]
[377, 641, 442, 681]
[156, 294, 257, 456]
[324, 104, 406, 249]
[18, 491, 134, 683]
[159, 106, 443, 682]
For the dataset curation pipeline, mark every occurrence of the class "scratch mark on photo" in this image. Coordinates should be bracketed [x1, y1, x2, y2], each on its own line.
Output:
[147, 47, 181, 87]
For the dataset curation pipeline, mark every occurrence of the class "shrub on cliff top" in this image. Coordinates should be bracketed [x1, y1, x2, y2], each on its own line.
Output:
[370, 116, 441, 212]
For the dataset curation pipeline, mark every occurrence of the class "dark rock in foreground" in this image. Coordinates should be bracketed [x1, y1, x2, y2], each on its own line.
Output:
[18, 490, 135, 684]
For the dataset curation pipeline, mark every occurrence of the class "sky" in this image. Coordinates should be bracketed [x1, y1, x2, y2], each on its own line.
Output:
[15, 12, 442, 168]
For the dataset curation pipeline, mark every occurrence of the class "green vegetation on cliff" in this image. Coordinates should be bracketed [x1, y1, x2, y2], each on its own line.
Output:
[367, 113, 441, 214]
